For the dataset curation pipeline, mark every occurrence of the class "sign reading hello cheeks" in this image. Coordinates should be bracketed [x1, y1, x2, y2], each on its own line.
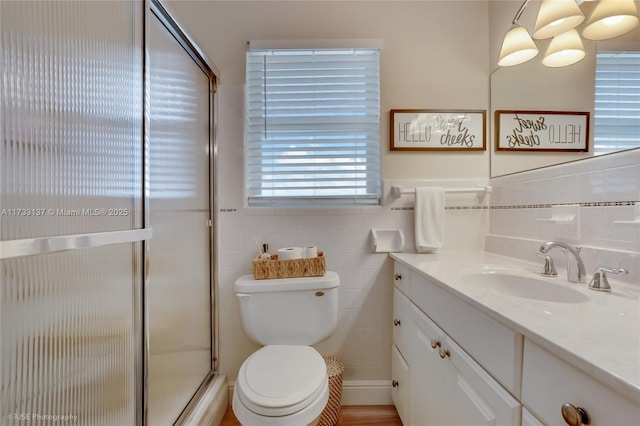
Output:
[390, 109, 486, 151]
[495, 110, 589, 152]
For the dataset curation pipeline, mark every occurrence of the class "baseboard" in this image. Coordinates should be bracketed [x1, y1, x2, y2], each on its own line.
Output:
[227, 379, 392, 407]
[340, 380, 393, 405]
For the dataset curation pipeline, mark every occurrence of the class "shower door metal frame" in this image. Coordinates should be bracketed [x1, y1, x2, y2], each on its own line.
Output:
[143, 1, 218, 425]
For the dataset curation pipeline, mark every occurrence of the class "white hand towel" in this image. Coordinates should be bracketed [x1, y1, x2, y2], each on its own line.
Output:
[414, 187, 444, 252]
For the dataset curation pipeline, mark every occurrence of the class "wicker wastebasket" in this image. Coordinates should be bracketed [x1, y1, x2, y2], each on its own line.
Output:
[318, 356, 345, 426]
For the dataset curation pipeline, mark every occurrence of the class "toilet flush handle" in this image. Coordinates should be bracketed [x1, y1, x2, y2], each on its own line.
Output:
[236, 293, 251, 300]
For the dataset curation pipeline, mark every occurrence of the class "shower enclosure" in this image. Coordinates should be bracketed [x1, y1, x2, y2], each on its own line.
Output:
[0, 1, 217, 424]
[146, 2, 217, 424]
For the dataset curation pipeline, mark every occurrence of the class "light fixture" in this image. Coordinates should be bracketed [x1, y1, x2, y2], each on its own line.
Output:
[542, 29, 587, 66]
[582, 0, 639, 39]
[498, 0, 540, 66]
[533, 0, 586, 39]
[498, 25, 540, 66]
[497, 0, 640, 68]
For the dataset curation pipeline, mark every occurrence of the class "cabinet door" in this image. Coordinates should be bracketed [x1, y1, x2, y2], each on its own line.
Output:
[447, 337, 521, 426]
[411, 273, 522, 396]
[410, 304, 521, 426]
[391, 344, 409, 425]
[410, 305, 449, 426]
[522, 407, 544, 426]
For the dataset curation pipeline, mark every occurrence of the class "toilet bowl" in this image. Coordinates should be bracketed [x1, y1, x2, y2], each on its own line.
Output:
[232, 345, 329, 426]
[232, 272, 340, 425]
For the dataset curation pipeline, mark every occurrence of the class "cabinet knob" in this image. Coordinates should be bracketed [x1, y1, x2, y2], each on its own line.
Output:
[393, 319, 401, 326]
[392, 380, 399, 388]
[394, 273, 402, 281]
[561, 403, 591, 426]
[430, 339, 441, 349]
[439, 347, 451, 359]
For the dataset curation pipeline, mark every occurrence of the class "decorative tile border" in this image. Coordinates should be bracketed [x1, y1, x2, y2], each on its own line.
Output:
[391, 200, 638, 212]
[447, 205, 489, 210]
[391, 205, 489, 211]
[491, 201, 639, 210]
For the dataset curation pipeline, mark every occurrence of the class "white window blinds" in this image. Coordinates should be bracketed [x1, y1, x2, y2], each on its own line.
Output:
[594, 51, 640, 156]
[245, 48, 381, 206]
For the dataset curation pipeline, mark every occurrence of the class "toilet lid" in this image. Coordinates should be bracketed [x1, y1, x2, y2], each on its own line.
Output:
[236, 345, 328, 417]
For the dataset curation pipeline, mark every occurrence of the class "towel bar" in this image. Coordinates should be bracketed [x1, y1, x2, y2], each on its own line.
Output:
[390, 185, 492, 198]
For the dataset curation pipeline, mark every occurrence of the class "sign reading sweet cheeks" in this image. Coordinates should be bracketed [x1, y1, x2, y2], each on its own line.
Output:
[390, 109, 486, 151]
[495, 110, 589, 152]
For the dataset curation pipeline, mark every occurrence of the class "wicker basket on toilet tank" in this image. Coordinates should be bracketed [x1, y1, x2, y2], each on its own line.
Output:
[251, 253, 326, 280]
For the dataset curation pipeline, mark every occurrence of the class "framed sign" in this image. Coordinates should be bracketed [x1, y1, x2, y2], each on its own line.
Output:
[495, 110, 589, 152]
[390, 109, 486, 151]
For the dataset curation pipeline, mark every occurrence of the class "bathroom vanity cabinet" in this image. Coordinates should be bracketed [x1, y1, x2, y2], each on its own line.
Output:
[392, 264, 520, 425]
[391, 256, 640, 426]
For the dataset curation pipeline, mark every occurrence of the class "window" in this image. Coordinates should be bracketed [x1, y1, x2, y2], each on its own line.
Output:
[593, 51, 640, 156]
[245, 47, 381, 206]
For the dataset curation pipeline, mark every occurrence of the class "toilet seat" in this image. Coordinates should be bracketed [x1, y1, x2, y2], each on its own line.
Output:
[235, 345, 328, 417]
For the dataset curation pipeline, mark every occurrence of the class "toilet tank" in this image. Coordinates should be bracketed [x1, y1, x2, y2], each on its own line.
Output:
[234, 271, 340, 346]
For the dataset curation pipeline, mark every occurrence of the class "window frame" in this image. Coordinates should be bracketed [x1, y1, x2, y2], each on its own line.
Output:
[244, 43, 382, 207]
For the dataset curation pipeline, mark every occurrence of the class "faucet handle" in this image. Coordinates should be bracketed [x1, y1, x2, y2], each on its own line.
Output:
[535, 252, 557, 277]
[588, 266, 628, 292]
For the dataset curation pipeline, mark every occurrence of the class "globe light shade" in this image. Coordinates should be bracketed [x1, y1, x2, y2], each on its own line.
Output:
[498, 26, 540, 66]
[542, 29, 586, 67]
[582, 0, 639, 40]
[533, 0, 586, 39]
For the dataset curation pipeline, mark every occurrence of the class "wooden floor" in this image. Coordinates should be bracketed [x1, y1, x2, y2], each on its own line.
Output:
[220, 405, 402, 426]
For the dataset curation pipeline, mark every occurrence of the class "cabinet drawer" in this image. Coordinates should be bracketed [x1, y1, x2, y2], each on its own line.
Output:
[522, 339, 640, 426]
[393, 262, 410, 295]
[391, 344, 409, 425]
[411, 273, 523, 396]
[392, 287, 412, 356]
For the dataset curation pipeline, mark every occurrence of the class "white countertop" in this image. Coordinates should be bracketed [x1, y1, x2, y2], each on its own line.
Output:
[390, 251, 640, 403]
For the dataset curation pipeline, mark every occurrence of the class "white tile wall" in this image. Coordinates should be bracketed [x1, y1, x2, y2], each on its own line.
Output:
[487, 149, 640, 286]
[216, 84, 490, 382]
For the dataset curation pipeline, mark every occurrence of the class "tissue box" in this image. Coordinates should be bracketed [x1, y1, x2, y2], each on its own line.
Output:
[251, 253, 326, 280]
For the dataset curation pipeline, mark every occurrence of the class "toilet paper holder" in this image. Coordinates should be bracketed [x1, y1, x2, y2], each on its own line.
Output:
[370, 229, 404, 253]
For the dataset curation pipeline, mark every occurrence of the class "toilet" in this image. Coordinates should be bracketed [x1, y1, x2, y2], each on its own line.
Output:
[232, 271, 340, 426]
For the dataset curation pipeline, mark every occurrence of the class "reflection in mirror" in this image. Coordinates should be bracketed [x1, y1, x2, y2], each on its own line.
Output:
[490, 0, 640, 177]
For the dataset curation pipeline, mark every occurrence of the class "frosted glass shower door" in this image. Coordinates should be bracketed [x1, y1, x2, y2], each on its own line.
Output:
[146, 8, 213, 425]
[1, 1, 145, 425]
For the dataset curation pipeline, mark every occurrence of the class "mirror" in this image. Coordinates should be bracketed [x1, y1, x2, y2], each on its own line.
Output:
[489, 0, 640, 177]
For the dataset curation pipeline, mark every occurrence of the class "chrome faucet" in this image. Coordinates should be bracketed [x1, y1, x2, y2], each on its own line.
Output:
[539, 241, 586, 283]
[535, 252, 557, 277]
[588, 266, 628, 292]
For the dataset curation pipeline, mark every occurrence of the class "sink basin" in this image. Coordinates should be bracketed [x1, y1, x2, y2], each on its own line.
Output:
[465, 271, 589, 303]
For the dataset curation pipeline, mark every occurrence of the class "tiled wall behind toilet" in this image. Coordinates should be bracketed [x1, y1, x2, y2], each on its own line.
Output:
[216, 84, 490, 383]
[487, 149, 640, 285]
